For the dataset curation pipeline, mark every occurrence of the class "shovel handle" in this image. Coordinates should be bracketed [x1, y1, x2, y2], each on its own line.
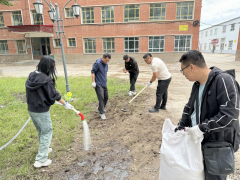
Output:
[128, 84, 148, 104]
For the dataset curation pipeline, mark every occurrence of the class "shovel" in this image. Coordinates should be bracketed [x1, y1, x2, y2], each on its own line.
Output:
[121, 84, 148, 112]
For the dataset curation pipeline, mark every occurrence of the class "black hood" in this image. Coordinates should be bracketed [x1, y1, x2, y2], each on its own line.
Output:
[209, 66, 236, 79]
[25, 71, 52, 91]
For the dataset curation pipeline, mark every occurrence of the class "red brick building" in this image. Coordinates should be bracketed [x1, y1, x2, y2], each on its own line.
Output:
[0, 0, 202, 63]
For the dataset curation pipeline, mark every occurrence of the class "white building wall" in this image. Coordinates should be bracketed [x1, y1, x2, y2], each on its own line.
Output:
[199, 17, 240, 54]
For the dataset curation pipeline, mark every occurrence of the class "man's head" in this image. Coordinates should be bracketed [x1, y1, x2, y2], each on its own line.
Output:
[179, 50, 207, 81]
[102, 53, 111, 64]
[123, 55, 130, 62]
[143, 53, 153, 64]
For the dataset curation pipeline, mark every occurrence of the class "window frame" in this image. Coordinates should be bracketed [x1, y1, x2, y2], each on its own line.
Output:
[81, 7, 94, 24]
[176, 2, 194, 20]
[124, 37, 139, 53]
[53, 39, 61, 48]
[205, 31, 208, 37]
[31, 10, 43, 25]
[101, 6, 114, 23]
[174, 35, 192, 52]
[210, 30, 213, 36]
[149, 3, 166, 21]
[230, 24, 235, 31]
[102, 38, 115, 53]
[15, 40, 26, 54]
[148, 36, 165, 52]
[0, 12, 4, 27]
[11, 11, 23, 26]
[124, 4, 140, 22]
[65, 7, 74, 18]
[0, 40, 9, 54]
[214, 28, 218, 35]
[222, 25, 226, 33]
[83, 38, 96, 53]
[228, 40, 233, 50]
[67, 37, 77, 47]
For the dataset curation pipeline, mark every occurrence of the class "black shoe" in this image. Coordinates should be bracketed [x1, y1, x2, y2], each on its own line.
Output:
[149, 108, 159, 113]
[159, 106, 166, 110]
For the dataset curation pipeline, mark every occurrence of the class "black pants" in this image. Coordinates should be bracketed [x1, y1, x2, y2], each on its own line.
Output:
[204, 162, 227, 180]
[95, 85, 108, 114]
[154, 77, 172, 109]
[129, 72, 139, 91]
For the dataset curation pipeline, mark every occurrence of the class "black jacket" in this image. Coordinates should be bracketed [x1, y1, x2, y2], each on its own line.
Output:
[125, 57, 139, 74]
[25, 71, 61, 113]
[178, 67, 240, 151]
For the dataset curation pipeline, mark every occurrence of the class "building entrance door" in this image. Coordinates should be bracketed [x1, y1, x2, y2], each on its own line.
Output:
[31, 37, 51, 60]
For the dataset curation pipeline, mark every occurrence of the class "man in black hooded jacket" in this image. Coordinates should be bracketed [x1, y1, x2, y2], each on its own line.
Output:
[175, 50, 240, 180]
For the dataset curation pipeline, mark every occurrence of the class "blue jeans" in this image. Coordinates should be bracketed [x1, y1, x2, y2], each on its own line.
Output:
[29, 111, 52, 162]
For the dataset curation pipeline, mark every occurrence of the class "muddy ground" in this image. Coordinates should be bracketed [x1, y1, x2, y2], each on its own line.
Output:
[1, 53, 240, 180]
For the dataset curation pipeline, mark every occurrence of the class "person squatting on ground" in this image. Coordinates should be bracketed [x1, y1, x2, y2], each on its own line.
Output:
[25, 56, 74, 168]
[122, 54, 139, 96]
[143, 53, 172, 113]
[91, 53, 111, 120]
[175, 50, 240, 180]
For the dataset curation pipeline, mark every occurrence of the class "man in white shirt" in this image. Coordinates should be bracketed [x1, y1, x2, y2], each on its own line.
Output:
[143, 53, 172, 113]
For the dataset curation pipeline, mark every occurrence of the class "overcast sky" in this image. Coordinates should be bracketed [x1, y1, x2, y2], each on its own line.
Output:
[200, 0, 240, 30]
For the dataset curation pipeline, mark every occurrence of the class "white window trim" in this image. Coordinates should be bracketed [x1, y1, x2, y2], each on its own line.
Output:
[148, 36, 165, 53]
[175, 1, 195, 20]
[228, 40, 233, 50]
[174, 35, 192, 52]
[67, 37, 77, 47]
[230, 24, 235, 31]
[53, 38, 61, 48]
[15, 39, 27, 54]
[124, 37, 139, 53]
[64, 7, 74, 19]
[11, 10, 24, 26]
[30, 9, 44, 25]
[82, 37, 96, 54]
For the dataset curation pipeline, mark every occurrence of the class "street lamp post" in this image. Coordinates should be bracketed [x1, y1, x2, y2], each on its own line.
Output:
[33, 0, 81, 93]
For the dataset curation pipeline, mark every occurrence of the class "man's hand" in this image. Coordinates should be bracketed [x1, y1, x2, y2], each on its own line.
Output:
[147, 81, 152, 86]
[92, 82, 96, 88]
[186, 125, 204, 143]
[64, 102, 74, 110]
[123, 68, 127, 73]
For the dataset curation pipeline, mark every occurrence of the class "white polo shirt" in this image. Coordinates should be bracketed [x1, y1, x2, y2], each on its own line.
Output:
[151, 57, 171, 80]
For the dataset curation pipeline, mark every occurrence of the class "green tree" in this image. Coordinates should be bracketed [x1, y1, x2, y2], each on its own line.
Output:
[0, 0, 13, 6]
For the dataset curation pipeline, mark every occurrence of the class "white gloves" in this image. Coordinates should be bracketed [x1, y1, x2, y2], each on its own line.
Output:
[64, 102, 73, 110]
[186, 125, 204, 144]
[147, 81, 152, 86]
[92, 82, 96, 88]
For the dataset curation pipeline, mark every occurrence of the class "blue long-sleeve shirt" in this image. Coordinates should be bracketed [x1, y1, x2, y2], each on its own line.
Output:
[91, 58, 108, 87]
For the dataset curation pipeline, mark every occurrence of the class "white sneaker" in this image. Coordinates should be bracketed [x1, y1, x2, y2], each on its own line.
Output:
[34, 159, 52, 168]
[96, 109, 106, 113]
[100, 114, 106, 120]
[129, 91, 132, 96]
[132, 91, 136, 95]
[48, 148, 52, 153]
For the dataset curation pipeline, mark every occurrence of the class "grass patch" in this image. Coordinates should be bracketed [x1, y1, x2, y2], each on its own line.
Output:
[0, 76, 136, 179]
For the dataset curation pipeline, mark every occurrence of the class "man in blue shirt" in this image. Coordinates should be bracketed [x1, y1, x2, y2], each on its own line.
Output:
[91, 53, 111, 120]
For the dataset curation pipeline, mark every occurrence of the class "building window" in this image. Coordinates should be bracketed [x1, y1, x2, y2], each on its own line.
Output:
[31, 10, 43, 25]
[228, 40, 233, 50]
[222, 26, 226, 33]
[65, 8, 73, 18]
[210, 30, 213, 36]
[205, 31, 208, 37]
[82, 7, 94, 24]
[149, 3, 166, 20]
[16, 40, 26, 54]
[54, 39, 60, 47]
[124, 5, 139, 22]
[84, 38, 96, 53]
[103, 38, 115, 53]
[230, 24, 235, 31]
[0, 40, 8, 54]
[101, 6, 114, 23]
[176, 2, 194, 20]
[214, 28, 218, 35]
[0, 12, 4, 27]
[68, 38, 76, 47]
[12, 11, 23, 26]
[174, 35, 191, 52]
[124, 37, 139, 53]
[149, 36, 164, 52]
